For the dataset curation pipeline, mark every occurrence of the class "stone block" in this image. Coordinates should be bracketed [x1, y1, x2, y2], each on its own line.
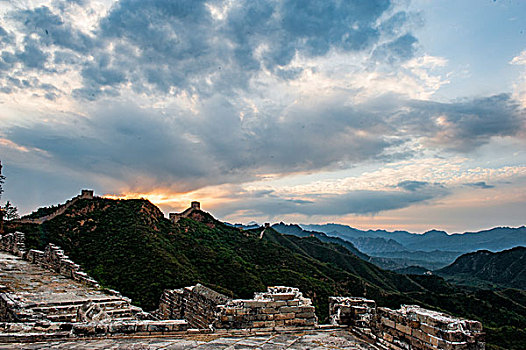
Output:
[280, 306, 301, 313]
[271, 293, 296, 301]
[267, 301, 287, 308]
[260, 307, 278, 314]
[274, 313, 295, 320]
[381, 316, 396, 329]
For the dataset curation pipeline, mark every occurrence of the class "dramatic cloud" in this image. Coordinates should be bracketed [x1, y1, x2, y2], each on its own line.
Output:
[0, 0, 524, 230]
[213, 182, 449, 217]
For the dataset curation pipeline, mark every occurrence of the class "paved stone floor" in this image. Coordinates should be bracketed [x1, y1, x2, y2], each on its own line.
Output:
[0, 252, 123, 306]
[0, 330, 379, 349]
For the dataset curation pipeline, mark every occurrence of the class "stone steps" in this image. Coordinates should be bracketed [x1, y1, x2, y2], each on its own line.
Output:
[27, 298, 136, 322]
[31, 299, 130, 315]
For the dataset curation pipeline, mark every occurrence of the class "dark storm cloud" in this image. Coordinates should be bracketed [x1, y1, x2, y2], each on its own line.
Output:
[464, 182, 495, 189]
[15, 37, 49, 69]
[2, 94, 395, 193]
[397, 180, 429, 192]
[214, 183, 449, 217]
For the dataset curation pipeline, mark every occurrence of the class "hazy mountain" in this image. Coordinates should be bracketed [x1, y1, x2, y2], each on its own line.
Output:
[271, 222, 369, 260]
[301, 224, 526, 253]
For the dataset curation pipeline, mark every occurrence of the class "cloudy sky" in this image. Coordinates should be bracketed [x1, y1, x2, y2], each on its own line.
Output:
[1, 0, 525, 233]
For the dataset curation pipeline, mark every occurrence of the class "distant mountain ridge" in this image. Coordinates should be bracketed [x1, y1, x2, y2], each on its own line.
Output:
[270, 223, 369, 260]
[301, 224, 526, 253]
[437, 246, 526, 290]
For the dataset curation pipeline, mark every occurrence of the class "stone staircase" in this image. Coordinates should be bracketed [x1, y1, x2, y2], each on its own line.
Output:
[27, 297, 139, 323]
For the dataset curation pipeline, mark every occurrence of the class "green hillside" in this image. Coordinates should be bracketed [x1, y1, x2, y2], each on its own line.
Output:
[7, 197, 526, 349]
[437, 247, 526, 290]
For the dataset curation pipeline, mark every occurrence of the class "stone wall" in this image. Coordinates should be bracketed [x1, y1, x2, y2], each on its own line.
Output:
[158, 285, 317, 331]
[375, 305, 484, 350]
[0, 231, 27, 257]
[158, 284, 231, 329]
[215, 286, 317, 330]
[330, 298, 485, 350]
[329, 296, 376, 328]
[0, 231, 122, 295]
[17, 189, 94, 224]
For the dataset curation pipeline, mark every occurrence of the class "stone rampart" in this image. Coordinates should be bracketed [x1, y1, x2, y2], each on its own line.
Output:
[158, 285, 317, 331]
[375, 305, 484, 350]
[329, 297, 484, 350]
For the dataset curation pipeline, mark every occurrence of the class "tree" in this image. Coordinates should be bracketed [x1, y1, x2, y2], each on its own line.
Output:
[2, 201, 18, 220]
[0, 160, 4, 200]
[0, 161, 18, 225]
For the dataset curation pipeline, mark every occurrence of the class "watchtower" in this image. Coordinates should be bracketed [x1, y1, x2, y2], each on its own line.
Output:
[80, 190, 94, 199]
[191, 201, 201, 210]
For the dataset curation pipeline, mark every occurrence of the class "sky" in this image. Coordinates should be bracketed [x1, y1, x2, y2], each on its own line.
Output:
[0, 0, 525, 233]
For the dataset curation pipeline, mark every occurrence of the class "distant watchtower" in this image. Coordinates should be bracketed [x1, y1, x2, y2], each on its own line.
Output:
[169, 201, 201, 223]
[80, 190, 94, 199]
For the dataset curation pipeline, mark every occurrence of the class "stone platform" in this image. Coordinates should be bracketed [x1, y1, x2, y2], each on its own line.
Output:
[0, 329, 379, 349]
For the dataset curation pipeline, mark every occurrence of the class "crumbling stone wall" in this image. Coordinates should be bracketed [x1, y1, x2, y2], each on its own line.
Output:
[329, 296, 376, 327]
[215, 286, 317, 330]
[0, 232, 26, 257]
[375, 305, 484, 350]
[330, 298, 484, 350]
[158, 284, 231, 329]
[158, 285, 317, 331]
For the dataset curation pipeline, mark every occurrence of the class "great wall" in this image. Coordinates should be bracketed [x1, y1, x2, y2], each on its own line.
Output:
[0, 192, 486, 349]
